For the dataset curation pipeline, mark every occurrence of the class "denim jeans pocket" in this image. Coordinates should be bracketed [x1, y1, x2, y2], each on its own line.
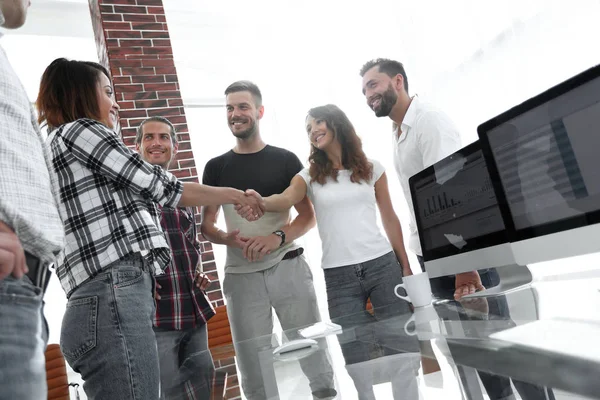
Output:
[60, 296, 98, 364]
[0, 276, 42, 306]
[113, 265, 144, 288]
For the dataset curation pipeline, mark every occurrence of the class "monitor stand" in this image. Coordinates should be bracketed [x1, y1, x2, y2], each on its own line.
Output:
[461, 264, 533, 299]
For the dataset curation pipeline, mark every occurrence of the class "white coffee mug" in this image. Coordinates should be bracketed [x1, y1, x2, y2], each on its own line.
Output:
[404, 304, 439, 339]
[394, 272, 433, 308]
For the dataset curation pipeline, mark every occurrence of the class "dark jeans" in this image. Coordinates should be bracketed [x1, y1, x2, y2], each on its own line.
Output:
[417, 256, 555, 400]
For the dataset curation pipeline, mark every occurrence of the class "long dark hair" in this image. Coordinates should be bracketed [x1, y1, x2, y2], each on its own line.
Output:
[36, 58, 111, 130]
[307, 104, 372, 185]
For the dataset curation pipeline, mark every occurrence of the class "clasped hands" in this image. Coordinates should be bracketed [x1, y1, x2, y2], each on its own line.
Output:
[235, 189, 265, 222]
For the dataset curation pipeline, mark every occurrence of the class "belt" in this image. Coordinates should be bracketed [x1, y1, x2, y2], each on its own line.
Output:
[282, 247, 304, 260]
[25, 252, 52, 294]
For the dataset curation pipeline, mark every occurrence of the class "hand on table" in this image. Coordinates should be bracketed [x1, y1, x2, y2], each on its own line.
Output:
[453, 270, 485, 300]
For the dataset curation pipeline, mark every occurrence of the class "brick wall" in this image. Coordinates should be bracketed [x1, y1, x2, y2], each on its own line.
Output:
[87, 0, 224, 306]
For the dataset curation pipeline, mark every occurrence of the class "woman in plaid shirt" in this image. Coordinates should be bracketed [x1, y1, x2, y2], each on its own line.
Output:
[36, 58, 262, 400]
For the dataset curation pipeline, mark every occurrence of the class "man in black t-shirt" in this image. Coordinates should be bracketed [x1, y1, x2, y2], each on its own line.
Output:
[201, 81, 336, 400]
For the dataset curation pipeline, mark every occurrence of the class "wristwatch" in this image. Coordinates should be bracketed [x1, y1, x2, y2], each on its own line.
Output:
[273, 230, 286, 247]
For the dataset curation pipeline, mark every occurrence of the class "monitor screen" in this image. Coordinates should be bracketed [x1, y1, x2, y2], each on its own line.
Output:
[481, 66, 600, 239]
[410, 142, 507, 261]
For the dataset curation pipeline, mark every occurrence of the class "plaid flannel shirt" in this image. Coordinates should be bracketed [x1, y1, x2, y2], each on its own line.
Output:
[153, 206, 215, 330]
[0, 40, 64, 263]
[45, 118, 183, 296]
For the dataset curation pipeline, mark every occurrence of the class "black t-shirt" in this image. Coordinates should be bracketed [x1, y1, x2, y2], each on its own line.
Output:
[202, 145, 304, 196]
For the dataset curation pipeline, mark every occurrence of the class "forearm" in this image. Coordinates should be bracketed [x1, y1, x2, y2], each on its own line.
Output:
[200, 221, 230, 246]
[179, 183, 243, 208]
[264, 193, 295, 212]
[279, 212, 316, 244]
[383, 220, 410, 269]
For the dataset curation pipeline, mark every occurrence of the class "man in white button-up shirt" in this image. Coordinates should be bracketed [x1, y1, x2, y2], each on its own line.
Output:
[360, 58, 484, 300]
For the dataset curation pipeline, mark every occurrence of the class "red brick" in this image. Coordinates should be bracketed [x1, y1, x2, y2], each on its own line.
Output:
[147, 107, 181, 117]
[202, 242, 213, 252]
[166, 116, 186, 124]
[121, 91, 157, 100]
[202, 252, 215, 262]
[109, 47, 143, 56]
[172, 169, 191, 178]
[178, 133, 190, 141]
[225, 386, 241, 399]
[131, 75, 164, 84]
[147, 6, 164, 14]
[141, 59, 173, 67]
[156, 90, 181, 99]
[173, 124, 188, 133]
[125, 54, 159, 59]
[167, 98, 183, 107]
[134, 99, 168, 108]
[151, 38, 171, 47]
[119, 39, 152, 47]
[113, 76, 132, 84]
[106, 30, 142, 39]
[156, 14, 167, 23]
[113, 5, 147, 13]
[120, 127, 137, 137]
[111, 59, 143, 68]
[102, 13, 122, 21]
[122, 136, 136, 147]
[202, 260, 217, 270]
[102, 21, 132, 30]
[144, 83, 177, 91]
[154, 66, 176, 74]
[207, 291, 222, 302]
[116, 83, 144, 92]
[190, 167, 197, 176]
[178, 176, 199, 183]
[106, 38, 119, 47]
[121, 67, 155, 75]
[175, 150, 193, 160]
[164, 74, 178, 83]
[99, 5, 113, 13]
[118, 101, 135, 109]
[141, 31, 169, 39]
[158, 54, 174, 60]
[100, 0, 136, 4]
[120, 109, 148, 119]
[136, 0, 163, 5]
[143, 46, 172, 55]
[131, 22, 165, 31]
[177, 141, 191, 151]
[123, 14, 156, 22]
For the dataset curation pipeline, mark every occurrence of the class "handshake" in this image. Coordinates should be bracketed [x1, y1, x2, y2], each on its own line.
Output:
[235, 189, 265, 222]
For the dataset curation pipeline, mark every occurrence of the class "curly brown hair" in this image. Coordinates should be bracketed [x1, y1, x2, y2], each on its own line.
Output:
[307, 104, 373, 185]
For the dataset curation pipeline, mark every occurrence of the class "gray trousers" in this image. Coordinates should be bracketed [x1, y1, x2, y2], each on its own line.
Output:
[223, 255, 335, 400]
[154, 324, 214, 400]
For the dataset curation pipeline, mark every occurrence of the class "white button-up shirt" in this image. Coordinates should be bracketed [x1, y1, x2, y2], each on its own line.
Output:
[393, 96, 462, 256]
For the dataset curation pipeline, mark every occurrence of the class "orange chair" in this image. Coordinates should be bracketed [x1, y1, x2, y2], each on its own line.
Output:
[207, 305, 235, 360]
[45, 344, 80, 400]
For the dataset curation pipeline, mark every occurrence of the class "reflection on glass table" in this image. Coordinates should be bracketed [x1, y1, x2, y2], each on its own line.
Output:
[161, 278, 600, 399]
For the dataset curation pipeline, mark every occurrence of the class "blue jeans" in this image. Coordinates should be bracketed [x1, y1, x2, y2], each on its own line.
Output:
[325, 251, 420, 399]
[0, 275, 47, 400]
[154, 324, 214, 400]
[60, 253, 160, 400]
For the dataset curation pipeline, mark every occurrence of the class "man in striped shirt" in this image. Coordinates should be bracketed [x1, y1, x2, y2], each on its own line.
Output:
[136, 116, 215, 400]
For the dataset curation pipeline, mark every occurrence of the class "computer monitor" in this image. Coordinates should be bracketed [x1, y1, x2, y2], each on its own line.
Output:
[478, 64, 600, 266]
[409, 141, 518, 279]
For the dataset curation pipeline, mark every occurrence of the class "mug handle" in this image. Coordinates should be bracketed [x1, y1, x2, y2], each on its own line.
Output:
[394, 283, 410, 302]
[404, 314, 416, 336]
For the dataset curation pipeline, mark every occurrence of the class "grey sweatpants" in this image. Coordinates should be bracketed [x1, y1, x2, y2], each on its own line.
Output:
[223, 255, 335, 400]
